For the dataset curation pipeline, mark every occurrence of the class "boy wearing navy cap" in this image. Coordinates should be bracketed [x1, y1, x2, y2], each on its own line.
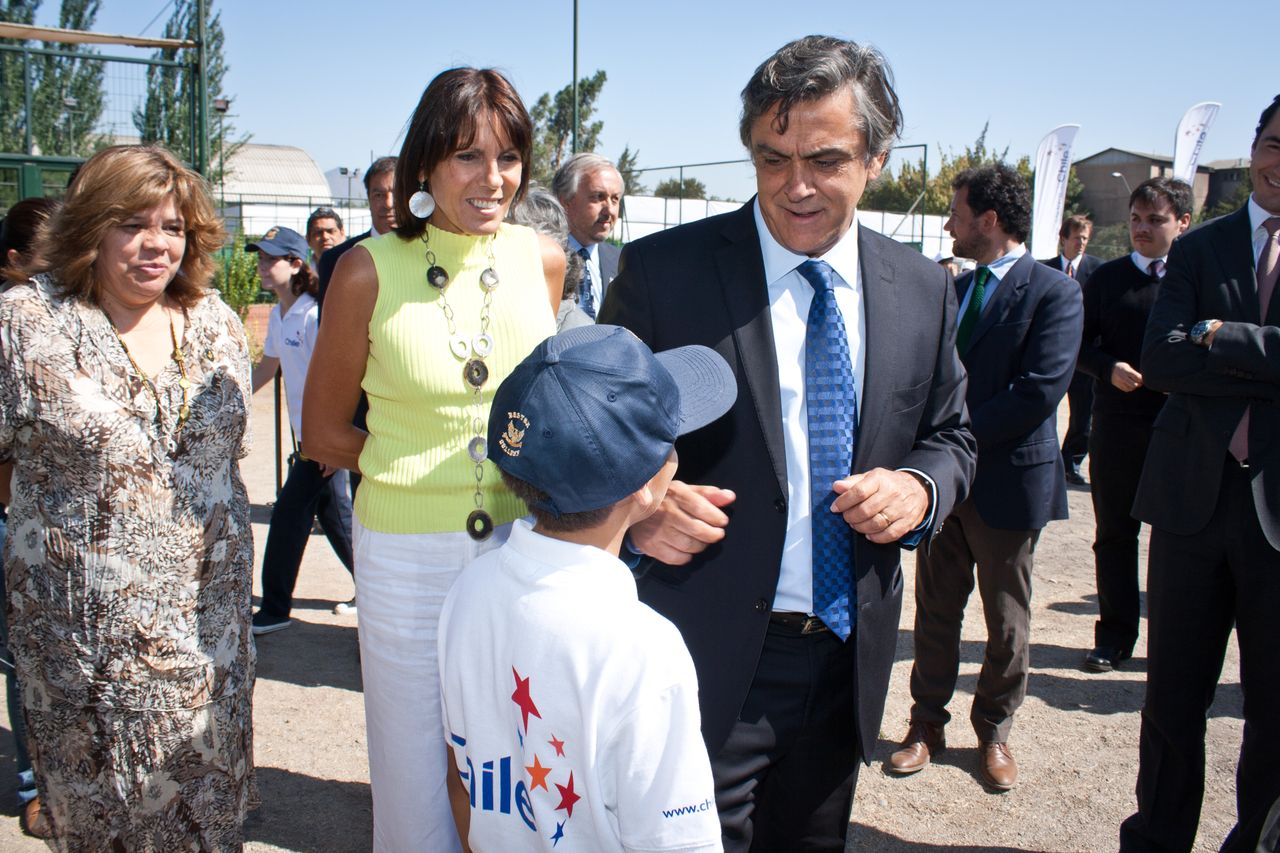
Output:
[439, 324, 736, 853]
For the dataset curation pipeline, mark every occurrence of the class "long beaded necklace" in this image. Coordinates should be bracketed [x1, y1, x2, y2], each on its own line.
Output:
[104, 304, 192, 431]
[423, 225, 500, 541]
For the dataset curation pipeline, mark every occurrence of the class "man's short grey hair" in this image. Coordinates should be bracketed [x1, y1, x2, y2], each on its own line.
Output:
[739, 35, 903, 164]
[552, 152, 620, 201]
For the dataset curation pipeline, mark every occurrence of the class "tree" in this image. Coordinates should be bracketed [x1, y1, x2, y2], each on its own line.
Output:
[616, 144, 646, 195]
[529, 70, 606, 185]
[1198, 173, 1251, 223]
[133, 0, 240, 178]
[1, 0, 105, 157]
[653, 177, 706, 200]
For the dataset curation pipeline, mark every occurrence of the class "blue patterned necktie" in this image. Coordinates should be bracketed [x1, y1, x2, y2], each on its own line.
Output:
[799, 260, 857, 640]
[576, 247, 596, 319]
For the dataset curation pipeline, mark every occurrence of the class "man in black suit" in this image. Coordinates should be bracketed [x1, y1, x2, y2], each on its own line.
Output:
[313, 155, 397, 612]
[1041, 214, 1102, 485]
[553, 152, 622, 319]
[599, 35, 976, 851]
[887, 164, 1082, 792]
[1120, 94, 1280, 853]
[1076, 178, 1191, 674]
[316, 156, 398, 312]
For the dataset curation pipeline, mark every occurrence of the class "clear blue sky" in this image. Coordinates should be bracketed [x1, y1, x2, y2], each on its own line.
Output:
[37, 0, 1273, 201]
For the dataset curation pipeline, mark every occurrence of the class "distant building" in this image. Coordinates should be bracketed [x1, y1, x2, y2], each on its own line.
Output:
[1074, 147, 1249, 227]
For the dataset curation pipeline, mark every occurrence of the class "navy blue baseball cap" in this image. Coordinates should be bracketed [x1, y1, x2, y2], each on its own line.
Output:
[489, 324, 737, 516]
[246, 225, 309, 259]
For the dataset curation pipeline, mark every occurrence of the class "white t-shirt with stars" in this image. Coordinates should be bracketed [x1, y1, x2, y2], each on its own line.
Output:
[439, 519, 722, 852]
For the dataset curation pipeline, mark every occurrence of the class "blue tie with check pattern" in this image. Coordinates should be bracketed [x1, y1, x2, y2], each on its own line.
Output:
[576, 247, 597, 319]
[799, 260, 857, 640]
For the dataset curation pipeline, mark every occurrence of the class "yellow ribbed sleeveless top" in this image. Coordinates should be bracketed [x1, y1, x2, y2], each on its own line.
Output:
[356, 223, 556, 534]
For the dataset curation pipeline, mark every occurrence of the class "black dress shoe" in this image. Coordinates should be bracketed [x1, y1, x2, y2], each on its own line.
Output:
[1084, 646, 1131, 672]
[1065, 470, 1088, 486]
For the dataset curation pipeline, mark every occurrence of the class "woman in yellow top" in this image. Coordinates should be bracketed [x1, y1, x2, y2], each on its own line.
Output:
[304, 67, 562, 852]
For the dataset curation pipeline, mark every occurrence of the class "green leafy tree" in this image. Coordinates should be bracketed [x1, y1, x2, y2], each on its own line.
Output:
[1063, 166, 1088, 216]
[529, 70, 606, 185]
[1088, 222, 1130, 261]
[653, 176, 706, 200]
[213, 230, 260, 319]
[133, 0, 240, 178]
[616, 144, 645, 195]
[0, 0, 105, 157]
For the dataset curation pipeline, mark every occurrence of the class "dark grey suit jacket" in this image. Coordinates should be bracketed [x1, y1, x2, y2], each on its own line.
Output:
[955, 253, 1082, 530]
[597, 200, 976, 759]
[1135, 206, 1280, 549]
[1039, 252, 1102, 285]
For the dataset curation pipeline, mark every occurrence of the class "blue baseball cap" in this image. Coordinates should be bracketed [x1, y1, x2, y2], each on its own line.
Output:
[246, 225, 308, 259]
[489, 324, 737, 516]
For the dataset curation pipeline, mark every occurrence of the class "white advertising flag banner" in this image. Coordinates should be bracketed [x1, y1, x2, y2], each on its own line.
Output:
[1030, 124, 1080, 261]
[1173, 101, 1220, 184]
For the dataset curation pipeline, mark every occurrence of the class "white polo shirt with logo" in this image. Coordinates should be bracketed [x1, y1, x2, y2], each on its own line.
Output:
[262, 292, 318, 436]
[439, 519, 721, 852]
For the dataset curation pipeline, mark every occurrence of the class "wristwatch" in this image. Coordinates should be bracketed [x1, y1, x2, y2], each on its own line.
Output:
[1189, 319, 1220, 347]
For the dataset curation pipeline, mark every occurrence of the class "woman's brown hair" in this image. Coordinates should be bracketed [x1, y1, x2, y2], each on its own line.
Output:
[26, 144, 226, 308]
[393, 68, 533, 240]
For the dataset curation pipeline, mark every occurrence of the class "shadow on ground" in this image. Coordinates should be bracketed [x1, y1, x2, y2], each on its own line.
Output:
[245, 766, 371, 852]
[848, 824, 1038, 851]
[251, 617, 362, 693]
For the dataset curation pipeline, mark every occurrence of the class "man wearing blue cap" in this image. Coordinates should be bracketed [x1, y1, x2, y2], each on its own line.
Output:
[438, 324, 737, 852]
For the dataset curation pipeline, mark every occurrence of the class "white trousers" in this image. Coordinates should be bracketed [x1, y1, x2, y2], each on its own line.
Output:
[353, 518, 511, 853]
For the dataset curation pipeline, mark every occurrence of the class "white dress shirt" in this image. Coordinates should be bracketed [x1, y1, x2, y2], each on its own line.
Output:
[755, 202, 896, 615]
[1129, 250, 1168, 276]
[1249, 194, 1279, 268]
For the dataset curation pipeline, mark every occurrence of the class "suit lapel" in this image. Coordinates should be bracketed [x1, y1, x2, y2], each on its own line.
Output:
[716, 203, 787, 495]
[1209, 207, 1265, 324]
[964, 252, 1033, 351]
[855, 226, 896, 469]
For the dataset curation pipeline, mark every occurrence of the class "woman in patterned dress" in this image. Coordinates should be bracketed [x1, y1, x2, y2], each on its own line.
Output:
[0, 145, 256, 852]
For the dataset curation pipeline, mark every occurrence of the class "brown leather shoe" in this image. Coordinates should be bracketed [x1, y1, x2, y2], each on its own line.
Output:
[978, 741, 1018, 791]
[21, 796, 51, 839]
[886, 721, 945, 774]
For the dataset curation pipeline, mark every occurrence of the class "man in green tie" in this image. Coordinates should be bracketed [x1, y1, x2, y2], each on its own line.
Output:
[886, 163, 1082, 792]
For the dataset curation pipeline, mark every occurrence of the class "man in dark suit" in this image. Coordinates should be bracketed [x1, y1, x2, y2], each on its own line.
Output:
[312, 155, 397, 614]
[1075, 178, 1191, 674]
[316, 156, 398, 313]
[598, 35, 976, 851]
[887, 164, 1082, 792]
[553, 152, 622, 319]
[1120, 94, 1280, 853]
[1041, 214, 1102, 485]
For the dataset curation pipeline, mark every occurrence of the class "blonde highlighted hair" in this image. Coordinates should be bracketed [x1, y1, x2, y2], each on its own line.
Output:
[27, 144, 226, 308]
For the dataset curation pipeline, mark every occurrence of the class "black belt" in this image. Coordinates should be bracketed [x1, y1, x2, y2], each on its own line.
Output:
[769, 611, 831, 635]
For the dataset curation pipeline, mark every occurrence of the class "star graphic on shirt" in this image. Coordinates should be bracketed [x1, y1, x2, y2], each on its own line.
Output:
[548, 733, 565, 757]
[555, 771, 581, 818]
[511, 667, 541, 732]
[550, 820, 566, 846]
[526, 754, 552, 792]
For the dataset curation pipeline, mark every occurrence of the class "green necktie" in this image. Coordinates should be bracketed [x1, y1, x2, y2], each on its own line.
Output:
[956, 266, 992, 354]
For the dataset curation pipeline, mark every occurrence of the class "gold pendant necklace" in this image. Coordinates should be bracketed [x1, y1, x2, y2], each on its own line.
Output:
[105, 304, 191, 430]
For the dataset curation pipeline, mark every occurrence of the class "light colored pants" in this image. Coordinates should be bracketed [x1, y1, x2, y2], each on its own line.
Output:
[353, 518, 511, 853]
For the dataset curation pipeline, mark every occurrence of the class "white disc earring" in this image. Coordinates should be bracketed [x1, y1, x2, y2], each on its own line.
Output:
[408, 185, 436, 219]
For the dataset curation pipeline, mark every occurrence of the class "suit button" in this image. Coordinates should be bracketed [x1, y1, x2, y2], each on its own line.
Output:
[773, 497, 786, 513]
[754, 598, 768, 612]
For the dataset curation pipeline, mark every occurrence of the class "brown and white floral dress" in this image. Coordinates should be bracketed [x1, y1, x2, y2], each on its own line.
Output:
[0, 276, 257, 852]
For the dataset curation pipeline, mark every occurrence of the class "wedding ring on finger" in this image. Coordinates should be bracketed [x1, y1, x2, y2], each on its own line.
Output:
[877, 511, 890, 529]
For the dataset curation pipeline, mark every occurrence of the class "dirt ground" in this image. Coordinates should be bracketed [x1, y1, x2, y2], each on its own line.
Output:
[0, 389, 1244, 852]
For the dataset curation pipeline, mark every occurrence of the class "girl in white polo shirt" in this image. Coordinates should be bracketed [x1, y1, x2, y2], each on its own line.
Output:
[247, 226, 355, 635]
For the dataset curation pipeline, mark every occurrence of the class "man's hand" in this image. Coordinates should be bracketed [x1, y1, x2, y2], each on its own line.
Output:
[831, 468, 929, 545]
[629, 480, 736, 565]
[1110, 362, 1143, 392]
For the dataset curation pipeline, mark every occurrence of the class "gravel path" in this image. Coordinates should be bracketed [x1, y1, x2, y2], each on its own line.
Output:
[0, 389, 1242, 851]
